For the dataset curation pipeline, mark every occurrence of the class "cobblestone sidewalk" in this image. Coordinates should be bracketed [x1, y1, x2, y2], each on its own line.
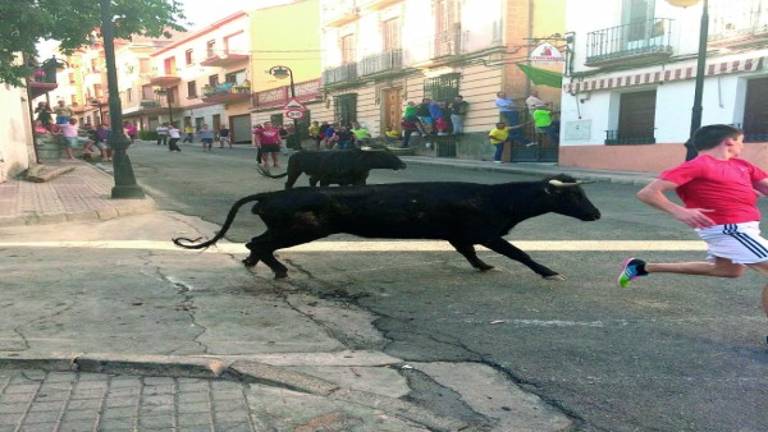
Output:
[0, 161, 153, 227]
[0, 369, 430, 432]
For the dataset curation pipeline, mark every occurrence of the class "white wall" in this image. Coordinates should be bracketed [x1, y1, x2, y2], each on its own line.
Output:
[0, 84, 33, 182]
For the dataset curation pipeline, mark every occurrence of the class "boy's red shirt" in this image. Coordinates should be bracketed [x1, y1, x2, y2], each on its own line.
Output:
[661, 154, 768, 225]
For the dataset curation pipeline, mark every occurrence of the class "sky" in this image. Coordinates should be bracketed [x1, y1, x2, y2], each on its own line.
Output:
[181, 0, 293, 30]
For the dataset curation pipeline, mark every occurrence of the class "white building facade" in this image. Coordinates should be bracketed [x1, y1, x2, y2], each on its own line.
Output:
[320, 0, 562, 161]
[559, 0, 768, 172]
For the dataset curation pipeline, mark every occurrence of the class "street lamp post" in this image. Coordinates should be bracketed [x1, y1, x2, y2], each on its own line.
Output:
[269, 65, 299, 150]
[667, 0, 709, 161]
[100, 0, 145, 198]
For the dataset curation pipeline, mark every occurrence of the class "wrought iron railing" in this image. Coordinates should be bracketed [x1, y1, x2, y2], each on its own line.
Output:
[322, 63, 358, 86]
[604, 129, 657, 145]
[358, 50, 403, 76]
[433, 24, 462, 58]
[586, 18, 673, 66]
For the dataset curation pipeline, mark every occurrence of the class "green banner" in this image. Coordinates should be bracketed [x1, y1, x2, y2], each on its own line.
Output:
[517, 63, 563, 88]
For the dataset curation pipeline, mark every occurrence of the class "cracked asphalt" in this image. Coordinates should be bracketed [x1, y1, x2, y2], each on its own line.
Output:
[3, 140, 768, 431]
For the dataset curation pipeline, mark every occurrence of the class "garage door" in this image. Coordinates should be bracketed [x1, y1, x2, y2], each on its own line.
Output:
[230, 115, 252, 144]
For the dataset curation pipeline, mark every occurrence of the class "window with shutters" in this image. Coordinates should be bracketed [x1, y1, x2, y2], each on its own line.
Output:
[185, 49, 193, 66]
[341, 34, 356, 65]
[423, 73, 460, 102]
[606, 90, 657, 145]
[743, 77, 768, 142]
[187, 81, 197, 98]
[333, 93, 357, 126]
[383, 18, 401, 52]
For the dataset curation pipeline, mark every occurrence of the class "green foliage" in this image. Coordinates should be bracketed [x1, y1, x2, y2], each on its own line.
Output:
[139, 130, 158, 141]
[0, 0, 185, 86]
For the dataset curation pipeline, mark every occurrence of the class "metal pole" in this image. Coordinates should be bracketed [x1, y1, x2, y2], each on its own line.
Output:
[100, 0, 145, 198]
[289, 67, 299, 150]
[166, 88, 174, 125]
[685, 0, 709, 161]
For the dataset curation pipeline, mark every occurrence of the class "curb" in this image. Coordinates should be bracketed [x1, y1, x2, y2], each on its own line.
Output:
[0, 353, 469, 431]
[401, 157, 656, 185]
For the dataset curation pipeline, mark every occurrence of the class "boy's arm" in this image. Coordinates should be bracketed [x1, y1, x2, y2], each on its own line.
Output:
[754, 178, 768, 196]
[636, 179, 715, 228]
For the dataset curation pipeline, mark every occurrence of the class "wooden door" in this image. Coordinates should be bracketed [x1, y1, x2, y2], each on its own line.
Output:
[212, 114, 221, 132]
[744, 77, 768, 140]
[383, 88, 402, 133]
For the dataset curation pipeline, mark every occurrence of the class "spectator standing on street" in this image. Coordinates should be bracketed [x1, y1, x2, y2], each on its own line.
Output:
[495, 91, 530, 147]
[617, 125, 768, 328]
[323, 123, 336, 149]
[351, 122, 371, 147]
[416, 98, 432, 134]
[335, 124, 355, 150]
[400, 117, 420, 148]
[183, 124, 195, 143]
[308, 121, 322, 150]
[199, 123, 214, 152]
[156, 123, 169, 146]
[54, 100, 73, 125]
[167, 123, 182, 152]
[255, 122, 282, 168]
[35, 102, 53, 128]
[95, 122, 112, 161]
[123, 121, 137, 144]
[218, 126, 231, 149]
[55, 118, 83, 160]
[533, 106, 557, 145]
[447, 95, 469, 135]
[252, 124, 264, 163]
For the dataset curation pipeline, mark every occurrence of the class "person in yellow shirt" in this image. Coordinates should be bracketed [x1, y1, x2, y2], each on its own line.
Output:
[308, 121, 321, 150]
[183, 124, 195, 143]
[488, 121, 529, 163]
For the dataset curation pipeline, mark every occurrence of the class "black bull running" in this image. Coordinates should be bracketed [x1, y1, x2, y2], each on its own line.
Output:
[256, 149, 407, 189]
[173, 174, 601, 279]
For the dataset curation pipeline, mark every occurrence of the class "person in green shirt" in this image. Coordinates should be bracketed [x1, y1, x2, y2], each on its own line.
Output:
[533, 107, 558, 145]
[351, 122, 371, 147]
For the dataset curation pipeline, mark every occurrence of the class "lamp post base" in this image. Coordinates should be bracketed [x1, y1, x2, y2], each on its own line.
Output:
[111, 184, 146, 199]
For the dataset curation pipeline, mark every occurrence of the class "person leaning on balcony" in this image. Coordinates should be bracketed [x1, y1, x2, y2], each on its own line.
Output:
[54, 100, 73, 125]
[447, 95, 468, 135]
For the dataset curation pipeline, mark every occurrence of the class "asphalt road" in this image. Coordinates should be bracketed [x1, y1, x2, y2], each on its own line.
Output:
[128, 140, 768, 432]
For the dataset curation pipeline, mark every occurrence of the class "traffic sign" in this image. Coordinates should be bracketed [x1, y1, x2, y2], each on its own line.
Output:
[284, 109, 304, 120]
[282, 97, 307, 121]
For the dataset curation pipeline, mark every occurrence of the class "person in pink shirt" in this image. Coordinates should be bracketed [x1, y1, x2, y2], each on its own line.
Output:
[123, 121, 137, 144]
[618, 125, 768, 331]
[56, 118, 82, 160]
[254, 121, 282, 168]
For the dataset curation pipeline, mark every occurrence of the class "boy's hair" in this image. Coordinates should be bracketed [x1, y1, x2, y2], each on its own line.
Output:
[495, 122, 506, 128]
[693, 124, 743, 151]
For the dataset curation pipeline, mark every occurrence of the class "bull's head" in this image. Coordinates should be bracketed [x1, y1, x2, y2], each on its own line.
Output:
[543, 174, 601, 221]
[361, 148, 407, 170]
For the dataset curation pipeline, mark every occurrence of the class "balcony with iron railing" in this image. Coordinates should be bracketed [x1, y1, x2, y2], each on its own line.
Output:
[358, 49, 403, 77]
[201, 81, 251, 104]
[710, 0, 768, 45]
[433, 24, 463, 59]
[586, 18, 673, 67]
[322, 63, 358, 87]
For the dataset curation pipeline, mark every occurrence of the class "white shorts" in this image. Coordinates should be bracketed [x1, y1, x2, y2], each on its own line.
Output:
[696, 222, 768, 264]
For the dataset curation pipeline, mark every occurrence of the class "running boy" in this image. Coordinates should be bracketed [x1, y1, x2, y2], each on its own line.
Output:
[618, 125, 768, 322]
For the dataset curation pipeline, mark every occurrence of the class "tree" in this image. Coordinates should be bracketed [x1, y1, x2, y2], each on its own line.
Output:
[0, 0, 185, 86]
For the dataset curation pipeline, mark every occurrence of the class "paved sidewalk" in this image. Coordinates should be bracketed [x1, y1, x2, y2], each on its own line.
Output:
[401, 156, 657, 185]
[0, 161, 154, 227]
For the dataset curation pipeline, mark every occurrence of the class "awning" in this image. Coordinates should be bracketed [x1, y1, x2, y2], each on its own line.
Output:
[517, 64, 563, 88]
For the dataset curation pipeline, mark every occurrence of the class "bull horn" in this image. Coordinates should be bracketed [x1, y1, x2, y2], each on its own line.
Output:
[548, 179, 587, 188]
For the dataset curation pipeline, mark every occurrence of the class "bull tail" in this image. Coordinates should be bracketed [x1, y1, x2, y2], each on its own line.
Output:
[172, 193, 266, 249]
[256, 164, 288, 179]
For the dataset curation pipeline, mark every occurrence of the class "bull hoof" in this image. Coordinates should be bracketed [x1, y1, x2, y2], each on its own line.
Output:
[274, 272, 289, 280]
[544, 274, 567, 281]
[242, 258, 258, 268]
[478, 264, 495, 272]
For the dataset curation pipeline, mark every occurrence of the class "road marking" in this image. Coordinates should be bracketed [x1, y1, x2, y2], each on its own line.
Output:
[0, 240, 708, 252]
